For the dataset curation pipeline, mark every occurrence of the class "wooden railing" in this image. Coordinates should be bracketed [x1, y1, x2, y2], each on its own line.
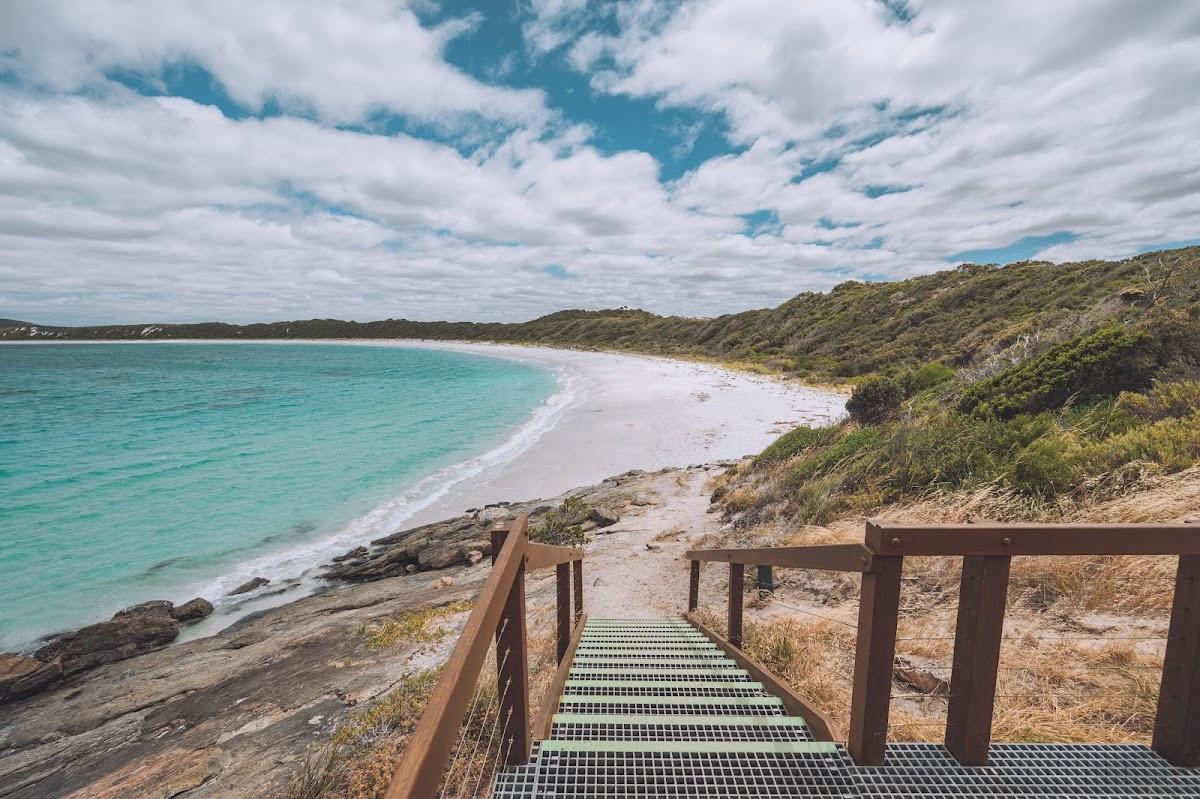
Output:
[687, 520, 1200, 768]
[385, 514, 585, 799]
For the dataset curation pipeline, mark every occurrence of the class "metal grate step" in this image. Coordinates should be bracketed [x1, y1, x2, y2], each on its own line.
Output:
[567, 668, 751, 682]
[562, 684, 768, 698]
[568, 659, 739, 669]
[551, 714, 812, 743]
[847, 743, 1200, 798]
[492, 750, 856, 797]
[573, 650, 728, 659]
[557, 697, 786, 717]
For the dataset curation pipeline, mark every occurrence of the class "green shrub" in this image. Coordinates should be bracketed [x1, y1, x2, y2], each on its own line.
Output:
[902, 362, 956, 395]
[791, 425, 889, 482]
[959, 325, 1161, 419]
[1076, 412, 1200, 475]
[1116, 380, 1200, 421]
[530, 496, 590, 546]
[1009, 433, 1086, 495]
[756, 425, 830, 464]
[846, 376, 903, 424]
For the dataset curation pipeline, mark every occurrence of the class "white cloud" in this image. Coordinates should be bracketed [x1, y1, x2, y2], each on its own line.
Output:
[0, 0, 547, 128]
[0, 1, 1197, 325]
[582, 0, 1200, 264]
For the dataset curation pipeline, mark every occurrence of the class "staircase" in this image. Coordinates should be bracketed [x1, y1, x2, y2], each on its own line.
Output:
[492, 616, 851, 796]
[492, 617, 1200, 798]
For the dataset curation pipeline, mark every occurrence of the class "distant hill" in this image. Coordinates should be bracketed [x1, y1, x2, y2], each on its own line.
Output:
[4, 246, 1197, 382]
[0, 319, 35, 328]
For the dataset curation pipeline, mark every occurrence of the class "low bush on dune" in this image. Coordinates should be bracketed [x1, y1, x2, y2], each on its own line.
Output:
[722, 312, 1200, 524]
[846, 376, 904, 424]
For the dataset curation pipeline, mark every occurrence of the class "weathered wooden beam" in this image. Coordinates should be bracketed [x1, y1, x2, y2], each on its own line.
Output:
[728, 562, 745, 648]
[1154, 554, 1200, 766]
[848, 556, 903, 766]
[556, 562, 571, 663]
[867, 520, 1200, 556]
[572, 558, 583, 620]
[688, 560, 700, 613]
[688, 544, 875, 572]
[492, 522, 531, 767]
[945, 555, 1011, 766]
[525, 541, 585, 571]
[383, 520, 527, 799]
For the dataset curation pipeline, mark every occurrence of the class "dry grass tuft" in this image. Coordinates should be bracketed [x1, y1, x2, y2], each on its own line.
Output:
[360, 600, 472, 652]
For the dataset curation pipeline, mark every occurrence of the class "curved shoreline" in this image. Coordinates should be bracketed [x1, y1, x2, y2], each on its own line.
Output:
[5, 339, 847, 644]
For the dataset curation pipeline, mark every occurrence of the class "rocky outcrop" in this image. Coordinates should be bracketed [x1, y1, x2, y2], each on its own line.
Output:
[227, 576, 270, 595]
[170, 597, 214, 622]
[1, 598, 216, 705]
[0, 654, 61, 702]
[34, 611, 181, 678]
[324, 472, 642, 583]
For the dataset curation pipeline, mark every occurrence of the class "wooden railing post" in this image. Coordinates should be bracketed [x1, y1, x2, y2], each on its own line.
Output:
[1153, 553, 1200, 766]
[556, 562, 571, 663]
[572, 558, 583, 620]
[756, 565, 775, 595]
[688, 560, 700, 612]
[848, 555, 903, 766]
[945, 554, 1011, 765]
[491, 521, 531, 767]
[728, 562, 745, 648]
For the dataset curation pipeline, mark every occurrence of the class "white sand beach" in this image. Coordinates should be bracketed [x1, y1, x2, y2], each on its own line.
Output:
[390, 341, 847, 528]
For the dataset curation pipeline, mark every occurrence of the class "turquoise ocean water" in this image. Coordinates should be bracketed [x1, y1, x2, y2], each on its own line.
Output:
[0, 343, 561, 651]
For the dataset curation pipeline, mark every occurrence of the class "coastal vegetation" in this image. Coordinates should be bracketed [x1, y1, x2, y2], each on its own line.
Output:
[6, 246, 1197, 386]
[696, 247, 1200, 750]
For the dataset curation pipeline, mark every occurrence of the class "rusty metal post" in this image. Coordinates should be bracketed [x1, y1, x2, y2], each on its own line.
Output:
[945, 554, 1011, 765]
[728, 562, 745, 648]
[491, 522, 531, 766]
[556, 562, 571, 663]
[572, 558, 583, 620]
[688, 560, 700, 612]
[1154, 553, 1200, 766]
[848, 555, 903, 766]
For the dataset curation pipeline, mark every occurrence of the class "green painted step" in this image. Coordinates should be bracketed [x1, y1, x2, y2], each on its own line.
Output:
[558, 696, 784, 707]
[566, 657, 734, 662]
[571, 647, 720, 652]
[576, 643, 715, 647]
[568, 666, 747, 674]
[536, 740, 835, 754]
[565, 680, 764, 690]
[552, 713, 807, 727]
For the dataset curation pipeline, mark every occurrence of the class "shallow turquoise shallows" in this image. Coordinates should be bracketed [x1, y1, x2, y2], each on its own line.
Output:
[0, 343, 558, 651]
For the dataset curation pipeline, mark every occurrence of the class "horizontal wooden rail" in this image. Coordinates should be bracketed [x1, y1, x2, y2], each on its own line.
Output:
[687, 520, 1200, 769]
[525, 541, 586, 570]
[688, 543, 874, 572]
[867, 520, 1200, 556]
[386, 515, 587, 799]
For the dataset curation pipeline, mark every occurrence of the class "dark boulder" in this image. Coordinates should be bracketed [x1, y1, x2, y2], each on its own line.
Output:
[588, 506, 620, 528]
[171, 597, 214, 622]
[34, 613, 180, 677]
[227, 577, 270, 596]
[0, 653, 62, 703]
[113, 600, 175, 618]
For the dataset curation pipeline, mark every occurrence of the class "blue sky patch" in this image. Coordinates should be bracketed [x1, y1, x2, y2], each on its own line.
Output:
[948, 231, 1078, 264]
[742, 209, 783, 237]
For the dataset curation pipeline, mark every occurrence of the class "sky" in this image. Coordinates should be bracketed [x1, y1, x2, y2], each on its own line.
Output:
[0, 1, 1198, 326]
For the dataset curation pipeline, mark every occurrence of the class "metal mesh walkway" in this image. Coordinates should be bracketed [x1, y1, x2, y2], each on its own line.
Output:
[492, 617, 1200, 797]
